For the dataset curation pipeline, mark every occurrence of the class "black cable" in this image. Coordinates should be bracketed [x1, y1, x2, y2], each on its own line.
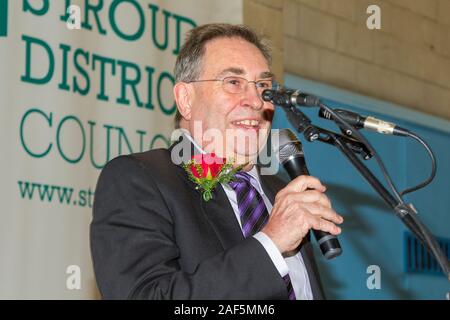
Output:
[270, 88, 448, 278]
[400, 131, 437, 196]
[317, 103, 405, 204]
[319, 103, 450, 280]
[317, 104, 449, 279]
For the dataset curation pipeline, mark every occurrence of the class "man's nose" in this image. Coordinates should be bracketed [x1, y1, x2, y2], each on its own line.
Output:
[243, 82, 264, 110]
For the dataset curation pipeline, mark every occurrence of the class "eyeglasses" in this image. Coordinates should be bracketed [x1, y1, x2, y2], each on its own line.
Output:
[187, 76, 275, 95]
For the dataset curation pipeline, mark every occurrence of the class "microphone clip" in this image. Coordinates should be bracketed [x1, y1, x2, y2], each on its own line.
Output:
[284, 107, 373, 160]
[284, 107, 320, 140]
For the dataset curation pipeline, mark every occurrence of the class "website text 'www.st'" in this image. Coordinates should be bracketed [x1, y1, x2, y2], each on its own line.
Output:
[18, 180, 94, 208]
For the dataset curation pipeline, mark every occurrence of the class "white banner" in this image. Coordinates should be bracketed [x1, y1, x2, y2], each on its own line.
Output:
[0, 0, 242, 299]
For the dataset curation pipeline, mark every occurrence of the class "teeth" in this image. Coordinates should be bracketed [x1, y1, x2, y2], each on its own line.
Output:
[235, 120, 259, 126]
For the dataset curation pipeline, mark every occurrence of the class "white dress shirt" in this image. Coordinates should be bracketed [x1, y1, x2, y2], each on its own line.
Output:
[181, 131, 313, 300]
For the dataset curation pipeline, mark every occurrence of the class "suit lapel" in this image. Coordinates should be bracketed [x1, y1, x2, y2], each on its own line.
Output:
[169, 136, 244, 250]
[200, 185, 244, 249]
[259, 173, 281, 205]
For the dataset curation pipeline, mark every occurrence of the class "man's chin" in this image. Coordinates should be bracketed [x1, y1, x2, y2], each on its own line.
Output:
[201, 128, 269, 163]
[228, 147, 259, 164]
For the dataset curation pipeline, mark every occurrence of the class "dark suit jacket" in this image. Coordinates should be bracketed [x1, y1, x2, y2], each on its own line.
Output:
[90, 138, 325, 300]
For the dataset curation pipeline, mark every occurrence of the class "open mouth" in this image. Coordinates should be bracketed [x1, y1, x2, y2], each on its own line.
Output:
[231, 119, 261, 130]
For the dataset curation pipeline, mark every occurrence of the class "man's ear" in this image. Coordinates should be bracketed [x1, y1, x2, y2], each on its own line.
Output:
[173, 82, 194, 121]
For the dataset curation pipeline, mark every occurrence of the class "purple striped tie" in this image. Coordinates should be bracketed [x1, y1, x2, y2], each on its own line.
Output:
[229, 171, 296, 300]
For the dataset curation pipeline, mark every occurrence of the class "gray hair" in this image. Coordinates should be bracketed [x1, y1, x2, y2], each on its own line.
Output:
[173, 23, 272, 128]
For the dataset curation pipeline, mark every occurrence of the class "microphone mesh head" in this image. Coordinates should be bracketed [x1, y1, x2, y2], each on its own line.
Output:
[274, 129, 304, 164]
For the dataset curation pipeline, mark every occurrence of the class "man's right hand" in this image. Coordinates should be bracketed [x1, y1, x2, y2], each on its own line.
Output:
[261, 175, 344, 255]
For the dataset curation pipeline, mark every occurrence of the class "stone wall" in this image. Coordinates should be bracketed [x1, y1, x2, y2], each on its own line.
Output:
[244, 0, 450, 119]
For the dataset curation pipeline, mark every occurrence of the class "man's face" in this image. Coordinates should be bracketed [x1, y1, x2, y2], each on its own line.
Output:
[187, 37, 275, 163]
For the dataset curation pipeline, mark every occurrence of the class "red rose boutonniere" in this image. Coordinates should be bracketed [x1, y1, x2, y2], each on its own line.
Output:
[183, 153, 245, 202]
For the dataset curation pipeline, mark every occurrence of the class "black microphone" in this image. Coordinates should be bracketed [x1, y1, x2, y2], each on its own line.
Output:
[274, 128, 342, 260]
[319, 108, 410, 136]
[262, 89, 320, 107]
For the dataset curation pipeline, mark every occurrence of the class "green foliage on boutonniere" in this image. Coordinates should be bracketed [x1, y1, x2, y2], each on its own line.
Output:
[183, 153, 246, 202]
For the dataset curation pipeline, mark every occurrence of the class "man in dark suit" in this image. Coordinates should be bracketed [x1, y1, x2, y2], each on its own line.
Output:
[90, 23, 343, 300]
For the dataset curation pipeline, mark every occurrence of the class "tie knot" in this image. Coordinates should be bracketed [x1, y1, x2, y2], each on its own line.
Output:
[229, 171, 252, 190]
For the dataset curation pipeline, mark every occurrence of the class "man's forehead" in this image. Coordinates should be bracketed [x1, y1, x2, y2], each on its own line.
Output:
[201, 37, 271, 77]
[216, 67, 274, 79]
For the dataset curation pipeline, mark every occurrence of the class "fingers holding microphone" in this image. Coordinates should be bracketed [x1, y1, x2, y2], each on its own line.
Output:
[262, 175, 344, 255]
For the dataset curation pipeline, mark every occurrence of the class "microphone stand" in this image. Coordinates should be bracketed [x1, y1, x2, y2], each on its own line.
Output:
[283, 106, 450, 280]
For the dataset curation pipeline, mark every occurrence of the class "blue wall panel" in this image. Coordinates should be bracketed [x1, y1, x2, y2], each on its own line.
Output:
[271, 75, 450, 299]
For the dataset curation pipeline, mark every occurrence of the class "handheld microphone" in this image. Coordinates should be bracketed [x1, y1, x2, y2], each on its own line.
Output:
[319, 108, 410, 136]
[262, 89, 320, 107]
[274, 128, 343, 260]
